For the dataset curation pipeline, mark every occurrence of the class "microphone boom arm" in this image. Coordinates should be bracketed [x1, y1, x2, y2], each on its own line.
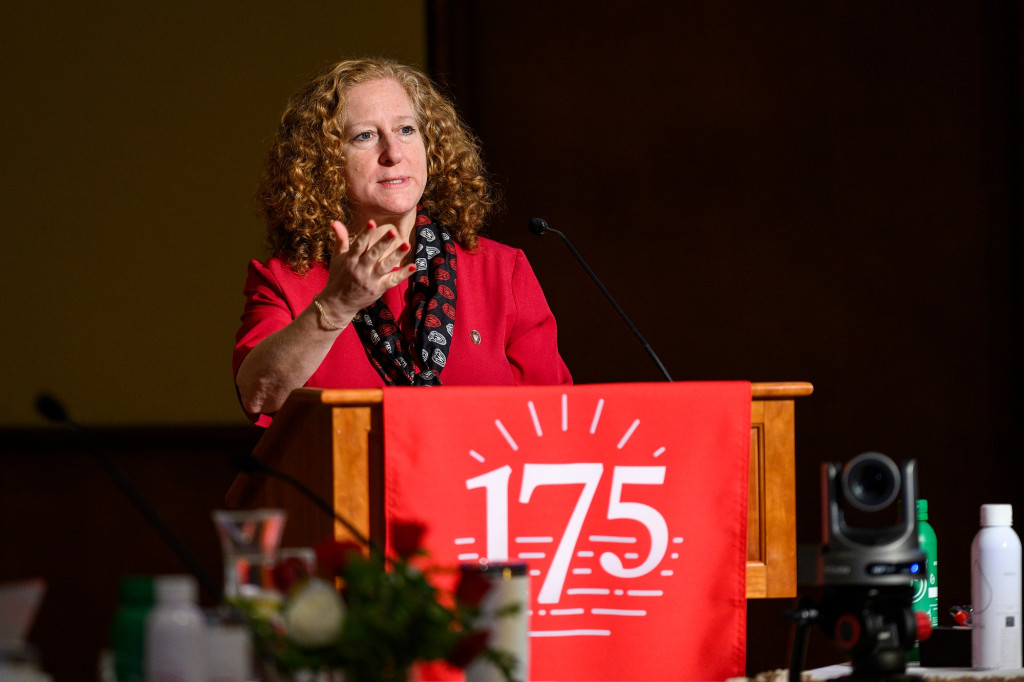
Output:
[232, 453, 371, 548]
[530, 219, 673, 382]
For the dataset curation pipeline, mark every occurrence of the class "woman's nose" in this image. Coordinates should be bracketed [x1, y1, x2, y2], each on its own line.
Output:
[379, 133, 405, 165]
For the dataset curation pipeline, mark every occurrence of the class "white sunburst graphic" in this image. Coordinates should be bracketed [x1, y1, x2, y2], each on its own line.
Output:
[451, 393, 684, 638]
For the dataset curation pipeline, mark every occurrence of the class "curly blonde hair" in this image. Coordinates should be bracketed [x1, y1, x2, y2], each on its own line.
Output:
[257, 58, 496, 274]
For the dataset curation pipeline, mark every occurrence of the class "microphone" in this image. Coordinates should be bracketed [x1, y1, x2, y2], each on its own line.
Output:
[231, 452, 371, 548]
[34, 393, 223, 601]
[527, 217, 549, 237]
[528, 218, 674, 382]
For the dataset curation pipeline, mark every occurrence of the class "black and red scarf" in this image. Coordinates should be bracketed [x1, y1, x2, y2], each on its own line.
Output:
[352, 210, 457, 386]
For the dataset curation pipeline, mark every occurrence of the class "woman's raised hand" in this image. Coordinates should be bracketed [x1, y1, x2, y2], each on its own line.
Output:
[235, 218, 415, 415]
[320, 219, 417, 320]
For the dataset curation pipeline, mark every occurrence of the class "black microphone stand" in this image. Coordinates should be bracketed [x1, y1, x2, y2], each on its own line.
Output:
[529, 217, 673, 382]
[35, 393, 223, 602]
[231, 452, 372, 548]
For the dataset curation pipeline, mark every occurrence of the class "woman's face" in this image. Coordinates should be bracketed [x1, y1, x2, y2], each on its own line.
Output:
[341, 78, 428, 235]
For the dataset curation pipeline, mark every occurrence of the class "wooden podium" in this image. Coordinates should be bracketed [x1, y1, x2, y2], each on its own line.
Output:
[226, 381, 812, 599]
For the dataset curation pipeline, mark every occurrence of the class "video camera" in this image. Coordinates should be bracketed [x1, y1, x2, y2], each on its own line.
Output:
[787, 452, 931, 682]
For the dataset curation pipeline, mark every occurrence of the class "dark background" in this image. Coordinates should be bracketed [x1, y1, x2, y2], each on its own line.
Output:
[425, 0, 1023, 671]
[2, 2, 1022, 679]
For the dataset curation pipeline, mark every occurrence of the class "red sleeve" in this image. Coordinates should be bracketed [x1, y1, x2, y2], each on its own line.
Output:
[506, 249, 573, 385]
[232, 259, 298, 382]
[232, 258, 317, 426]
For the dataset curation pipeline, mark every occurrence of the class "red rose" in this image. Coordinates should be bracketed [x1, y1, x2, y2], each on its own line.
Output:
[314, 538, 363, 578]
[445, 630, 490, 668]
[442, 303, 456, 319]
[438, 284, 454, 300]
[456, 568, 492, 607]
[272, 556, 310, 593]
[390, 520, 426, 559]
[424, 314, 442, 328]
[434, 269, 450, 281]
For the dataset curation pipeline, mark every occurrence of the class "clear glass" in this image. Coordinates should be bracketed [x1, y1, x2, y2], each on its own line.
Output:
[212, 508, 287, 600]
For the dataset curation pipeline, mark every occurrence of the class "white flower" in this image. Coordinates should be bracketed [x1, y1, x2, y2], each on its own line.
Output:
[282, 577, 345, 648]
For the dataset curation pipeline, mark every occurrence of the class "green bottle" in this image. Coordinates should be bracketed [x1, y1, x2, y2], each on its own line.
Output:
[909, 499, 939, 662]
[110, 575, 154, 682]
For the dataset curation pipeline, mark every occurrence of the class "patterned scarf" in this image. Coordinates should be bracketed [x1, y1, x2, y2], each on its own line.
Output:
[352, 211, 457, 386]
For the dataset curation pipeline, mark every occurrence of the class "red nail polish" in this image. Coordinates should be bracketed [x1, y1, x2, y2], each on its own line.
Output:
[388, 230, 397, 239]
[407, 264, 416, 271]
[400, 242, 410, 252]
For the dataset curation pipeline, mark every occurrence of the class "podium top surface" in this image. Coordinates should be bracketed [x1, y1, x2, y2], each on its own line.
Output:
[288, 381, 814, 407]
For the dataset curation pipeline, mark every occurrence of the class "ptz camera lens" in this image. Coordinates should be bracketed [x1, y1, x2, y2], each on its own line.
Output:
[841, 452, 901, 512]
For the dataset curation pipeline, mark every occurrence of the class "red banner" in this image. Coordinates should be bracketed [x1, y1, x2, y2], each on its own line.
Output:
[383, 382, 750, 681]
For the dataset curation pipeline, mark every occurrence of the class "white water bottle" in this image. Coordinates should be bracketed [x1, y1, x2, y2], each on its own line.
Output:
[145, 575, 206, 682]
[971, 504, 1023, 670]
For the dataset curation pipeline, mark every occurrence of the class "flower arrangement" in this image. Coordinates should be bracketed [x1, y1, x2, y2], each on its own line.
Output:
[232, 521, 517, 682]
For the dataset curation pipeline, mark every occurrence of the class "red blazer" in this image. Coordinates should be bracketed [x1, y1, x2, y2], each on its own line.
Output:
[234, 237, 572, 424]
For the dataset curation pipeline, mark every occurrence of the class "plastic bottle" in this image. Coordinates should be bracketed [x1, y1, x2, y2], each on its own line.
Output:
[110, 575, 154, 682]
[145, 575, 206, 682]
[909, 499, 938, 662]
[204, 607, 253, 682]
[971, 504, 1022, 670]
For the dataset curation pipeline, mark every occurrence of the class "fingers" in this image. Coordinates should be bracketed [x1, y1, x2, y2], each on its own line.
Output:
[384, 262, 419, 289]
[350, 220, 410, 274]
[371, 229, 404, 270]
[349, 219, 384, 257]
[337, 219, 389, 258]
[324, 219, 414, 310]
[330, 220, 350, 254]
[376, 239, 411, 275]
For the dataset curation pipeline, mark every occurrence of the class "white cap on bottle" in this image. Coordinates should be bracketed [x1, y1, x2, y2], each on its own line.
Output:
[980, 504, 1013, 527]
[155, 574, 199, 603]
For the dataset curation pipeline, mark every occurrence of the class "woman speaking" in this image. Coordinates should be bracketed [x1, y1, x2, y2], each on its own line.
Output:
[234, 58, 571, 425]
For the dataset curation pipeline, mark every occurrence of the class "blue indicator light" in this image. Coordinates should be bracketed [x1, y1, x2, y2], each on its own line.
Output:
[910, 562, 920, 574]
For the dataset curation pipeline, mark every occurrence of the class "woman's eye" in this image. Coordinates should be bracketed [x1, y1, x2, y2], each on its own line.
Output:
[353, 131, 373, 142]
[399, 125, 416, 135]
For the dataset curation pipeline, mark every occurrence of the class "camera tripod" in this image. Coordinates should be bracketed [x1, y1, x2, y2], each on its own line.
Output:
[786, 584, 931, 682]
